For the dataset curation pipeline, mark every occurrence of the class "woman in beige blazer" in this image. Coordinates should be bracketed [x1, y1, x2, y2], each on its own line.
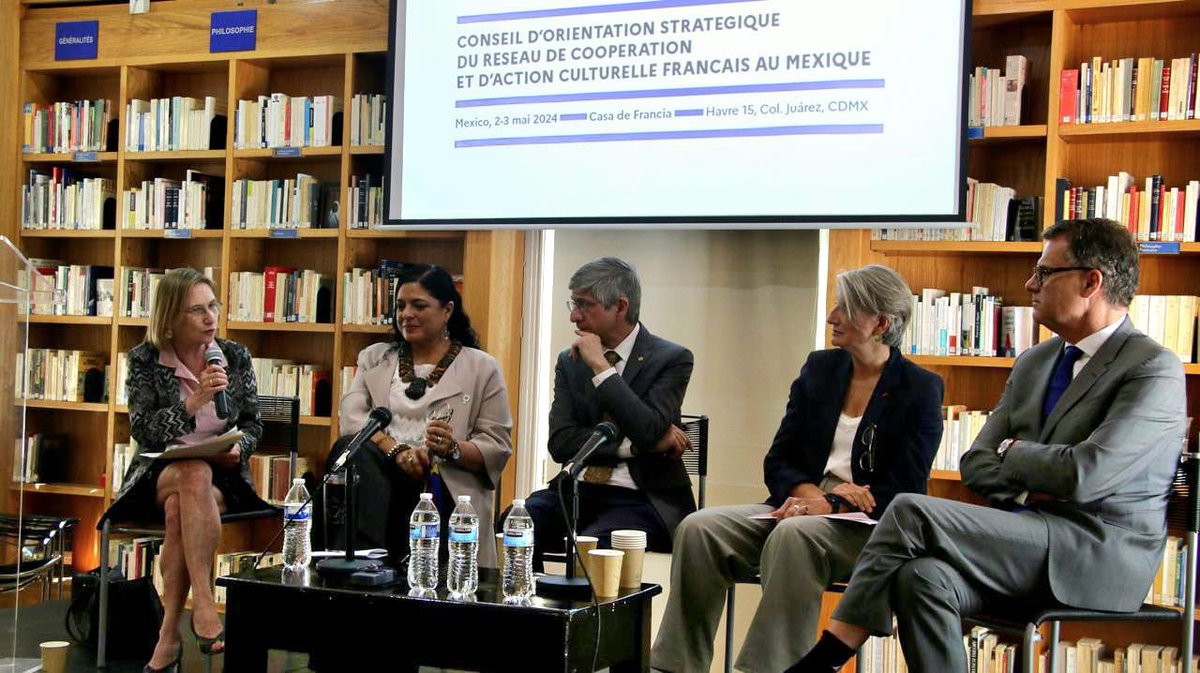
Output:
[333, 265, 512, 567]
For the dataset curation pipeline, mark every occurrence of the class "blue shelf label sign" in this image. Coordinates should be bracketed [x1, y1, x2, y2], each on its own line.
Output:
[1139, 241, 1180, 255]
[273, 147, 302, 158]
[164, 230, 192, 239]
[211, 10, 257, 54]
[269, 229, 298, 239]
[55, 21, 99, 61]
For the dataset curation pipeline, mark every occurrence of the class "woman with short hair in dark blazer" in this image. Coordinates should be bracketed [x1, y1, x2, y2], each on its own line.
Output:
[103, 268, 269, 672]
[652, 264, 945, 673]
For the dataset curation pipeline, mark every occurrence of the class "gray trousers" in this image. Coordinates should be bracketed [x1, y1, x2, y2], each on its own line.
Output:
[651, 503, 874, 673]
[833, 494, 1052, 673]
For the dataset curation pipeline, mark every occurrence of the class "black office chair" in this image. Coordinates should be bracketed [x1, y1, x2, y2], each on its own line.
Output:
[0, 513, 78, 599]
[96, 395, 299, 667]
[964, 450, 1197, 673]
[680, 414, 709, 510]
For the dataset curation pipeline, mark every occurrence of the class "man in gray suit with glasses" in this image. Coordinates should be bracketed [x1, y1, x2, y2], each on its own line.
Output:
[787, 218, 1188, 673]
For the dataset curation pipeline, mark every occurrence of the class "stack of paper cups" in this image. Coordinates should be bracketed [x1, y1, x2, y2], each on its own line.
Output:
[610, 529, 647, 589]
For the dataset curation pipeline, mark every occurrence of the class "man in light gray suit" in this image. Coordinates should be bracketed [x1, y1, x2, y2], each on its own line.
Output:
[786, 218, 1188, 673]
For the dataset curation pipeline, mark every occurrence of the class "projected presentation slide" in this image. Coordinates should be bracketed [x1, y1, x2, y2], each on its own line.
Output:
[389, 0, 967, 225]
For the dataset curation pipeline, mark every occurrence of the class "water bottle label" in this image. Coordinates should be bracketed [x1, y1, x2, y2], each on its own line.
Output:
[449, 527, 478, 543]
[409, 523, 440, 540]
[503, 529, 533, 548]
[285, 505, 310, 521]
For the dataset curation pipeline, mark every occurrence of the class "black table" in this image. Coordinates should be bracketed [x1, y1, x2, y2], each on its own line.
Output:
[217, 566, 661, 672]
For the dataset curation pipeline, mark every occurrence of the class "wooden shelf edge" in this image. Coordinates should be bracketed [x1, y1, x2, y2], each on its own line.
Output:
[1185, 364, 1200, 376]
[228, 229, 339, 239]
[970, 124, 1048, 141]
[300, 416, 332, 426]
[225, 319, 336, 331]
[24, 400, 108, 412]
[345, 229, 465, 240]
[341, 323, 393, 333]
[1059, 119, 1200, 139]
[120, 229, 224, 239]
[870, 241, 1043, 254]
[20, 315, 112, 326]
[21, 151, 117, 163]
[18, 229, 115, 238]
[18, 483, 106, 498]
[124, 150, 226, 161]
[233, 147, 342, 159]
[907, 355, 1018, 368]
[930, 470, 962, 481]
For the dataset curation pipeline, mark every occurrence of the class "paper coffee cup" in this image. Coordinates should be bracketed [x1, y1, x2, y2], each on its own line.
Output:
[616, 546, 645, 588]
[588, 549, 624, 598]
[572, 535, 599, 576]
[40, 640, 69, 673]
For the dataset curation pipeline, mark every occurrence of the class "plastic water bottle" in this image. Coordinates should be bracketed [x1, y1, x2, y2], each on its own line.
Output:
[408, 492, 440, 591]
[502, 498, 534, 602]
[282, 478, 312, 571]
[447, 495, 479, 597]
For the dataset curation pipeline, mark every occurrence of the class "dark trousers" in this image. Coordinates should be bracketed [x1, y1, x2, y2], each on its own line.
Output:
[522, 481, 672, 572]
[323, 435, 451, 565]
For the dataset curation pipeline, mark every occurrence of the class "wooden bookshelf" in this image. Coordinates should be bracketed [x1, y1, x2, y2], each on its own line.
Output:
[8, 0, 525, 572]
[830, 0, 1200, 660]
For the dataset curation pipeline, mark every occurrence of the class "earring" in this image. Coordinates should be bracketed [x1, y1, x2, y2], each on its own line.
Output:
[442, 326, 450, 340]
[872, 334, 883, 344]
[165, 329, 173, 340]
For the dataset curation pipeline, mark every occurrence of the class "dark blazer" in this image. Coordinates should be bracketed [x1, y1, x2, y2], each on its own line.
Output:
[961, 317, 1186, 611]
[763, 347, 944, 519]
[107, 338, 263, 518]
[547, 325, 696, 537]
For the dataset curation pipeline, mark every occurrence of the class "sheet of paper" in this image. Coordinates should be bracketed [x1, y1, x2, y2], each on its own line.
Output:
[817, 512, 879, 525]
[140, 427, 244, 461]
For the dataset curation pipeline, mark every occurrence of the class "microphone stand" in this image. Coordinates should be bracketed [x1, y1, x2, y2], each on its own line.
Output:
[535, 473, 592, 599]
[316, 444, 380, 576]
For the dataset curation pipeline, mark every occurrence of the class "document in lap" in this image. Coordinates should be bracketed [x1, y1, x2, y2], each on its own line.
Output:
[141, 427, 244, 461]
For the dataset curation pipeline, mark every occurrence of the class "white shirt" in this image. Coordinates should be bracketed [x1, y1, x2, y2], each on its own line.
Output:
[825, 413, 860, 484]
[589, 324, 640, 490]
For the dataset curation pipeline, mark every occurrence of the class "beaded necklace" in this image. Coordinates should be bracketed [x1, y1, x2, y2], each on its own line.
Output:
[397, 340, 461, 400]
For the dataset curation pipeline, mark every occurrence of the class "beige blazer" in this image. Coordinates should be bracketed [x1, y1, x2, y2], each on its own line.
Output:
[340, 342, 513, 566]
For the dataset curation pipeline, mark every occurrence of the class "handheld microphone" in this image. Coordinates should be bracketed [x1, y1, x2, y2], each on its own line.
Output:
[332, 407, 393, 472]
[204, 343, 230, 420]
[560, 421, 619, 480]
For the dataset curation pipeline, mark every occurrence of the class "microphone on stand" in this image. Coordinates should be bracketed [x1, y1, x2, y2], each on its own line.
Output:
[331, 407, 393, 472]
[538, 421, 619, 600]
[559, 422, 619, 480]
[204, 344, 230, 420]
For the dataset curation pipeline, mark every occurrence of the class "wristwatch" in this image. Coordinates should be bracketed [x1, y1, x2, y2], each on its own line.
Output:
[997, 438, 1017, 460]
[824, 493, 846, 513]
[447, 439, 462, 464]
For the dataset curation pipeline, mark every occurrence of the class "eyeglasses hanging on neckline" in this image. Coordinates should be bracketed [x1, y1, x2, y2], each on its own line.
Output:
[857, 423, 877, 473]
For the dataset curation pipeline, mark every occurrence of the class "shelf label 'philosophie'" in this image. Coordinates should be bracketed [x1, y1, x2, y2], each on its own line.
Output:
[211, 10, 257, 54]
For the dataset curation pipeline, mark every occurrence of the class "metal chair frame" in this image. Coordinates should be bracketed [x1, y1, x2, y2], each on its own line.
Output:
[0, 514, 78, 600]
[96, 395, 300, 667]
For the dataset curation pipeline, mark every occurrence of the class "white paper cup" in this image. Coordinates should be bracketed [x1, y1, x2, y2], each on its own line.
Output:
[588, 549, 624, 598]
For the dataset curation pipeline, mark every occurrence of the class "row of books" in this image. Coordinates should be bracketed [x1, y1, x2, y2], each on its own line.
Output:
[233, 94, 342, 149]
[1127, 295, 1199, 364]
[21, 168, 115, 230]
[901, 288, 1037, 358]
[22, 261, 113, 316]
[250, 358, 332, 417]
[1059, 54, 1199, 125]
[967, 55, 1027, 128]
[13, 434, 70, 484]
[108, 536, 162, 585]
[1042, 637, 1191, 673]
[248, 453, 310, 505]
[347, 173, 385, 229]
[348, 93, 386, 147]
[341, 260, 407, 325]
[871, 189, 1041, 242]
[1055, 176, 1199, 244]
[1148, 535, 1190, 610]
[230, 174, 335, 229]
[125, 96, 226, 152]
[932, 406, 990, 472]
[214, 551, 283, 603]
[21, 99, 113, 154]
[122, 171, 224, 230]
[111, 439, 137, 492]
[227, 268, 333, 324]
[14, 349, 106, 403]
[116, 265, 216, 320]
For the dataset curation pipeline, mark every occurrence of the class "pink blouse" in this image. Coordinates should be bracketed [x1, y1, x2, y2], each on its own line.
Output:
[159, 346, 226, 446]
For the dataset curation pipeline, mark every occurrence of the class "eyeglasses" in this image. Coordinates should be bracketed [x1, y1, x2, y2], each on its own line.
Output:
[566, 298, 601, 313]
[182, 300, 222, 318]
[856, 423, 877, 473]
[1029, 265, 1095, 287]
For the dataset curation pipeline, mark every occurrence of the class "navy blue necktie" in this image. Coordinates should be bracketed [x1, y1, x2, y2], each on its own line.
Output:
[1042, 345, 1084, 422]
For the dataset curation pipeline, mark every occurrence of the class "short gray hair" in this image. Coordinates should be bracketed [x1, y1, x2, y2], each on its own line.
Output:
[570, 257, 641, 325]
[835, 264, 912, 347]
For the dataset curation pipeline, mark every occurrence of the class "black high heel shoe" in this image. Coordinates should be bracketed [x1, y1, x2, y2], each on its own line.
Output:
[142, 657, 180, 673]
[191, 615, 226, 655]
